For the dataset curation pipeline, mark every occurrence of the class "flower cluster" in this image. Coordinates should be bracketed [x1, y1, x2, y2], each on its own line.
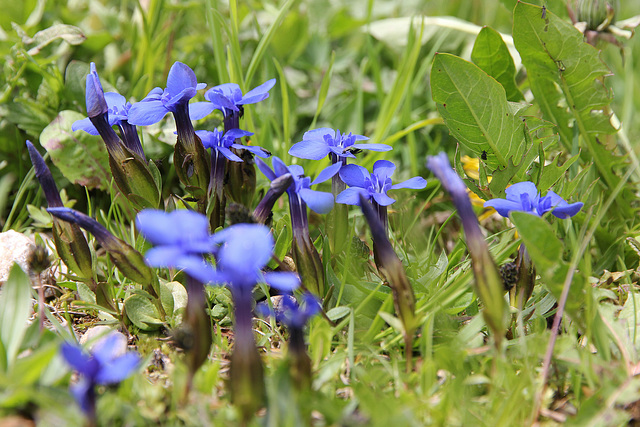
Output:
[484, 181, 583, 219]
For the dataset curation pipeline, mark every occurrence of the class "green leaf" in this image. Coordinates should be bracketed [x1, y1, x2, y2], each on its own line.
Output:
[26, 24, 85, 55]
[510, 212, 562, 277]
[40, 110, 111, 190]
[536, 152, 580, 193]
[124, 294, 163, 331]
[0, 264, 33, 371]
[513, 3, 622, 195]
[471, 26, 524, 102]
[326, 306, 350, 322]
[309, 50, 336, 130]
[431, 53, 529, 169]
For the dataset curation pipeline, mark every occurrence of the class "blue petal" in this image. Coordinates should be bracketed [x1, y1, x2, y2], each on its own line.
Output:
[288, 140, 331, 160]
[145, 246, 188, 268]
[61, 343, 97, 377]
[204, 91, 238, 113]
[336, 187, 368, 205]
[299, 188, 334, 214]
[177, 257, 223, 284]
[91, 332, 125, 365]
[188, 102, 215, 121]
[196, 83, 207, 90]
[372, 160, 396, 182]
[216, 224, 274, 273]
[127, 100, 169, 126]
[135, 209, 211, 248]
[372, 192, 396, 206]
[426, 153, 468, 196]
[505, 182, 539, 203]
[263, 272, 299, 292]
[256, 158, 276, 181]
[339, 164, 368, 188]
[218, 146, 243, 162]
[311, 162, 342, 185]
[390, 176, 427, 190]
[232, 144, 269, 158]
[166, 62, 197, 96]
[544, 191, 583, 218]
[550, 201, 584, 219]
[225, 128, 253, 139]
[239, 78, 276, 105]
[273, 157, 293, 178]
[71, 117, 99, 135]
[302, 128, 335, 142]
[96, 353, 140, 384]
[484, 198, 526, 217]
[352, 143, 392, 152]
[196, 129, 222, 149]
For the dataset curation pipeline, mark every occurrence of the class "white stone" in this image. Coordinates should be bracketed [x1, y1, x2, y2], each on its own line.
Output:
[0, 230, 35, 282]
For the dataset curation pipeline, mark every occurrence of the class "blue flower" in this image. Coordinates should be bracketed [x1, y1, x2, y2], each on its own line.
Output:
[336, 160, 426, 206]
[128, 62, 213, 126]
[256, 157, 334, 214]
[289, 128, 391, 163]
[484, 182, 583, 219]
[61, 332, 140, 415]
[204, 79, 276, 118]
[196, 128, 269, 162]
[182, 224, 299, 293]
[135, 209, 217, 268]
[257, 293, 320, 330]
[73, 92, 132, 136]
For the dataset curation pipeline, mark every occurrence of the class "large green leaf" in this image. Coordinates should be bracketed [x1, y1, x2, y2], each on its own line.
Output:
[471, 26, 524, 102]
[40, 110, 111, 190]
[0, 264, 33, 371]
[513, 3, 622, 194]
[431, 53, 529, 170]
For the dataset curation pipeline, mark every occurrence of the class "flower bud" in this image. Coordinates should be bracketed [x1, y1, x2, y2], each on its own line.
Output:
[577, 0, 618, 31]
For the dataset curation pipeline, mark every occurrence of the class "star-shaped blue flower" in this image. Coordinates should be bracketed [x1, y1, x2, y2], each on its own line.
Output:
[257, 293, 320, 329]
[204, 79, 276, 117]
[256, 157, 334, 214]
[289, 128, 391, 162]
[61, 332, 140, 415]
[196, 128, 270, 162]
[135, 209, 217, 268]
[336, 160, 426, 206]
[484, 182, 583, 219]
[128, 62, 214, 126]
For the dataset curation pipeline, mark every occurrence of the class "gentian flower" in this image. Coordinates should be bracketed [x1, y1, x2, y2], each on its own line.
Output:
[253, 173, 294, 225]
[74, 63, 161, 209]
[129, 62, 211, 210]
[204, 79, 276, 119]
[128, 62, 213, 126]
[205, 79, 276, 208]
[256, 157, 333, 295]
[337, 160, 426, 232]
[73, 92, 146, 159]
[61, 331, 140, 420]
[484, 182, 583, 219]
[27, 142, 93, 280]
[337, 160, 427, 207]
[288, 128, 390, 253]
[197, 128, 269, 162]
[427, 152, 508, 347]
[257, 293, 320, 390]
[289, 128, 391, 165]
[135, 209, 217, 268]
